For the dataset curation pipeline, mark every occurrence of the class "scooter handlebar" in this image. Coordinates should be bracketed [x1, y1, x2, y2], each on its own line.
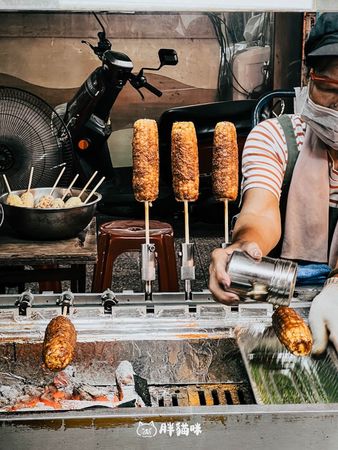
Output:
[143, 82, 162, 97]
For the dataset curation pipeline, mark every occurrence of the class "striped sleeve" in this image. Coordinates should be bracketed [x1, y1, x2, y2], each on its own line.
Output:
[240, 114, 338, 207]
[329, 167, 338, 208]
[241, 118, 290, 200]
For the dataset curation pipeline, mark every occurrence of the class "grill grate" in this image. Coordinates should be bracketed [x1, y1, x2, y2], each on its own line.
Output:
[245, 350, 338, 404]
[149, 383, 255, 407]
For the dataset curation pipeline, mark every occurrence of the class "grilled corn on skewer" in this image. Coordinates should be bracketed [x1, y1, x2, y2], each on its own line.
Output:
[272, 306, 313, 356]
[132, 119, 159, 202]
[171, 121, 199, 202]
[212, 121, 239, 201]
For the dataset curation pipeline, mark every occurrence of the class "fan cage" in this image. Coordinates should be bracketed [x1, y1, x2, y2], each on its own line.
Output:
[0, 87, 74, 194]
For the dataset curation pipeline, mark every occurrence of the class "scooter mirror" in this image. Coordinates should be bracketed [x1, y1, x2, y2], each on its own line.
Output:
[158, 49, 178, 67]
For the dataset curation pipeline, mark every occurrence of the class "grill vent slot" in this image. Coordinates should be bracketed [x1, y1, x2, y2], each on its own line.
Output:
[224, 390, 233, 405]
[149, 383, 254, 407]
[198, 390, 206, 405]
[211, 389, 220, 405]
[238, 389, 246, 404]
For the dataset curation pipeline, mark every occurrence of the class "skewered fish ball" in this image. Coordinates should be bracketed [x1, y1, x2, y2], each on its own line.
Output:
[65, 196, 83, 208]
[36, 195, 54, 209]
[52, 198, 65, 209]
[7, 193, 23, 207]
[21, 191, 35, 208]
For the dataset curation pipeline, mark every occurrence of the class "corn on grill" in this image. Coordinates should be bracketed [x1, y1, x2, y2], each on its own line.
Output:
[0, 288, 337, 449]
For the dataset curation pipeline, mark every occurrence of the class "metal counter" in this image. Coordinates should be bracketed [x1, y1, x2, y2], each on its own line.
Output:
[0, 289, 337, 450]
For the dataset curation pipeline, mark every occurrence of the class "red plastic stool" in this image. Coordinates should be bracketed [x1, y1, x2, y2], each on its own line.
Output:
[92, 220, 179, 292]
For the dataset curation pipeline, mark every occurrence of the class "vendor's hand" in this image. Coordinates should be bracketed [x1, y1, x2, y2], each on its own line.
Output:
[208, 241, 262, 305]
[308, 281, 338, 355]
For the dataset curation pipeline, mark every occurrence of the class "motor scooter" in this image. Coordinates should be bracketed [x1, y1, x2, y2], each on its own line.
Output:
[55, 13, 178, 214]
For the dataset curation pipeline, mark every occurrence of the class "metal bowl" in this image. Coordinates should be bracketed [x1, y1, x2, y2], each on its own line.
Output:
[0, 187, 101, 240]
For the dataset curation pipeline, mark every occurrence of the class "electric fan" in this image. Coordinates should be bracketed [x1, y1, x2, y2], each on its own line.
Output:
[0, 87, 74, 194]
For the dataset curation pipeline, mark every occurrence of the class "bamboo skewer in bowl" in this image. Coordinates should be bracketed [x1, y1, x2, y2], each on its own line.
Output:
[3, 174, 23, 206]
[212, 121, 239, 247]
[49, 173, 80, 208]
[64, 171, 98, 208]
[36, 166, 66, 208]
[61, 174, 79, 201]
[83, 176, 106, 205]
[50, 166, 66, 196]
[78, 170, 98, 199]
[21, 166, 35, 207]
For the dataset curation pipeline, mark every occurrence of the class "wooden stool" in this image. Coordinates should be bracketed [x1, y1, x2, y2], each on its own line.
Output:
[92, 220, 179, 292]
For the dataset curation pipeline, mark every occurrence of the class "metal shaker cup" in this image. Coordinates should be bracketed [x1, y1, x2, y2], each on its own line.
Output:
[226, 250, 297, 306]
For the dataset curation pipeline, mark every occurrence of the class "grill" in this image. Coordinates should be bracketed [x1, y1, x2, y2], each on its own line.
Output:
[149, 382, 254, 407]
[0, 289, 337, 450]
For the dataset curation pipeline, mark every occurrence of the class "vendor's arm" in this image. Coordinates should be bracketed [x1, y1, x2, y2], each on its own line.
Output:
[208, 187, 281, 305]
[309, 258, 338, 354]
[209, 117, 292, 305]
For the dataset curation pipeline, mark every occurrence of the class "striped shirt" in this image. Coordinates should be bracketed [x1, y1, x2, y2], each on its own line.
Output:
[241, 114, 338, 208]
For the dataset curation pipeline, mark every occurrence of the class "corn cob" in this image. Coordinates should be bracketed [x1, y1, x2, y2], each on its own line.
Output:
[132, 119, 159, 202]
[43, 316, 77, 371]
[212, 121, 239, 201]
[272, 306, 313, 356]
[171, 121, 199, 202]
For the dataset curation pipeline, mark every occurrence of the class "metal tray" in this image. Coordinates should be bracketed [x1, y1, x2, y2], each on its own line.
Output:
[238, 329, 338, 405]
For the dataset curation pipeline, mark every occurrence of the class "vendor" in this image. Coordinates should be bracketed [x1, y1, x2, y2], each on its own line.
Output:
[209, 13, 338, 355]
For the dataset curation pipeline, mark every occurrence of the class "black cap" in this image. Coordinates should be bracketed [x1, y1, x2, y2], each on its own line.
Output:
[305, 13, 338, 64]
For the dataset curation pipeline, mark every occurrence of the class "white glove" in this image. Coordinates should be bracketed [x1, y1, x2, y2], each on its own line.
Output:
[308, 281, 338, 355]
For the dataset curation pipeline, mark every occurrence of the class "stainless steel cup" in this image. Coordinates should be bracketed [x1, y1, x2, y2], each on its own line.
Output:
[226, 250, 297, 306]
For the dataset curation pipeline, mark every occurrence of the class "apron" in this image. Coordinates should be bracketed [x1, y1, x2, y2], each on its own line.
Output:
[269, 115, 337, 266]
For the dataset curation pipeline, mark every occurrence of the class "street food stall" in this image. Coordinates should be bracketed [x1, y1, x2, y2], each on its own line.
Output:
[0, 2, 337, 449]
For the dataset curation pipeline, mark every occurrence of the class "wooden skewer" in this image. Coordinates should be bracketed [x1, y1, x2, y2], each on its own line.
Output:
[50, 166, 66, 196]
[61, 174, 79, 201]
[83, 176, 105, 204]
[145, 201, 150, 246]
[2, 174, 11, 194]
[184, 200, 190, 244]
[224, 199, 229, 245]
[78, 170, 98, 199]
[27, 166, 34, 193]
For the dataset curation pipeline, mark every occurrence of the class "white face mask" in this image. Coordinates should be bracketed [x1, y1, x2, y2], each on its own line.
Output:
[300, 91, 338, 150]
